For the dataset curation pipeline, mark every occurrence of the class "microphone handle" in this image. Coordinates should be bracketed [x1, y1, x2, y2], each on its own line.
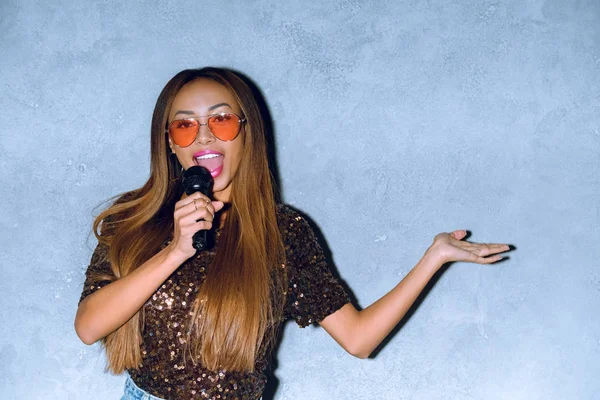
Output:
[182, 165, 214, 253]
[192, 230, 207, 251]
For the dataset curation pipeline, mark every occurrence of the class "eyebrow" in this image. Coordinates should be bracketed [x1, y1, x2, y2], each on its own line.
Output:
[173, 103, 233, 118]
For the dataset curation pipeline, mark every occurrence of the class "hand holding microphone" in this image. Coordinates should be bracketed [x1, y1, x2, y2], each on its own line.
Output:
[169, 166, 224, 260]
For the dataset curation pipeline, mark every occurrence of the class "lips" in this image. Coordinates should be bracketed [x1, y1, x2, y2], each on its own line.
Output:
[193, 150, 224, 178]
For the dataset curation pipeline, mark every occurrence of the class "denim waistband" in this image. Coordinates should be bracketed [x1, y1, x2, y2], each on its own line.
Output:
[121, 373, 165, 400]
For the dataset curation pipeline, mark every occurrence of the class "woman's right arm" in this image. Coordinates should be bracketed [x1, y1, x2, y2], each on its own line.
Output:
[74, 246, 188, 345]
[74, 192, 224, 345]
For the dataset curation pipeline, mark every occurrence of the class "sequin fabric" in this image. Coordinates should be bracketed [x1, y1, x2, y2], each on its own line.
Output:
[79, 204, 351, 400]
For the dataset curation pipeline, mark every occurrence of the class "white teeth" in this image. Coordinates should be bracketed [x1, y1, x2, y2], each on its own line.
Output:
[195, 154, 221, 160]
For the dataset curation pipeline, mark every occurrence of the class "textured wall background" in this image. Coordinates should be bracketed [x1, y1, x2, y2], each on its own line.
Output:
[1, 0, 599, 399]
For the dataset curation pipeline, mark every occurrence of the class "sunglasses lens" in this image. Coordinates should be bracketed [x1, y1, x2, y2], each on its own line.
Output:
[169, 119, 199, 147]
[208, 113, 240, 141]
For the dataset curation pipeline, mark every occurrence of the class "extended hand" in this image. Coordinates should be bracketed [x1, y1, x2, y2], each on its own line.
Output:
[426, 230, 511, 266]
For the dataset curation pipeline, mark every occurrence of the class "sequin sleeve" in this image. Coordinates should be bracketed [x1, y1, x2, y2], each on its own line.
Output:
[280, 206, 352, 328]
[78, 241, 116, 306]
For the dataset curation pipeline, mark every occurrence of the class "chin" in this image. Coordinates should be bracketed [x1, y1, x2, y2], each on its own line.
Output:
[212, 180, 229, 193]
[211, 171, 229, 188]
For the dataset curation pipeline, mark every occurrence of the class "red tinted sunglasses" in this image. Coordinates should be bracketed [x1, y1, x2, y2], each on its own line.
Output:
[167, 112, 246, 147]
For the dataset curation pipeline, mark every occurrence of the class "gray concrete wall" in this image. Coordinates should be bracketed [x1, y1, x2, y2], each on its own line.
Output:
[1, 0, 598, 398]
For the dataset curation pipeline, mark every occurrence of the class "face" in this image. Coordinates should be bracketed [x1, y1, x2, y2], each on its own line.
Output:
[168, 79, 245, 202]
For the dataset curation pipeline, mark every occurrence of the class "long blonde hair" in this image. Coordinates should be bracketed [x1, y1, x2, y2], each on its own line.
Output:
[89, 67, 286, 373]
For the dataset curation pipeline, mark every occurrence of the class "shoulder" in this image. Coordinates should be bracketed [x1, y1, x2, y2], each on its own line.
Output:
[275, 203, 312, 232]
[275, 203, 303, 221]
[274, 203, 321, 253]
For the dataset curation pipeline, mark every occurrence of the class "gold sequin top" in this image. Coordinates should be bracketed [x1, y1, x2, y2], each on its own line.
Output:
[79, 204, 351, 400]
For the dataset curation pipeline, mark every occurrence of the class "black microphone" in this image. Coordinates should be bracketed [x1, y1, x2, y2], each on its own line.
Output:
[181, 166, 214, 252]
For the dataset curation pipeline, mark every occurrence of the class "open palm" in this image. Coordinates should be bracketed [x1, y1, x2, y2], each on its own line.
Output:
[428, 230, 511, 265]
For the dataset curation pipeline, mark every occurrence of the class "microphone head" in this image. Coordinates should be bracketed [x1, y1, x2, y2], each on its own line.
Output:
[182, 166, 213, 196]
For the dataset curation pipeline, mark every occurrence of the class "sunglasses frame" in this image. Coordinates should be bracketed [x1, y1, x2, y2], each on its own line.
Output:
[166, 112, 247, 147]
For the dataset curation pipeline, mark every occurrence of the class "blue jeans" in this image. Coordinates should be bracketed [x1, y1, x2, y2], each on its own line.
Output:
[120, 373, 165, 400]
[120, 371, 263, 399]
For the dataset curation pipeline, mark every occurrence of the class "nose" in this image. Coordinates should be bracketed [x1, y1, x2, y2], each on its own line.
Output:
[195, 122, 216, 145]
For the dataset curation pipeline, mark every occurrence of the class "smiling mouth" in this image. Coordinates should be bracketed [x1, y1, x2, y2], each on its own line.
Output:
[194, 153, 224, 178]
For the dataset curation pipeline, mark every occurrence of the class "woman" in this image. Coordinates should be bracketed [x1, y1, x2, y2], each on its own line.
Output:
[74, 67, 512, 400]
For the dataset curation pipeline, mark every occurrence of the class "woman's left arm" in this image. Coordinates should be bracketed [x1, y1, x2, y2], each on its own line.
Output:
[319, 230, 512, 358]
